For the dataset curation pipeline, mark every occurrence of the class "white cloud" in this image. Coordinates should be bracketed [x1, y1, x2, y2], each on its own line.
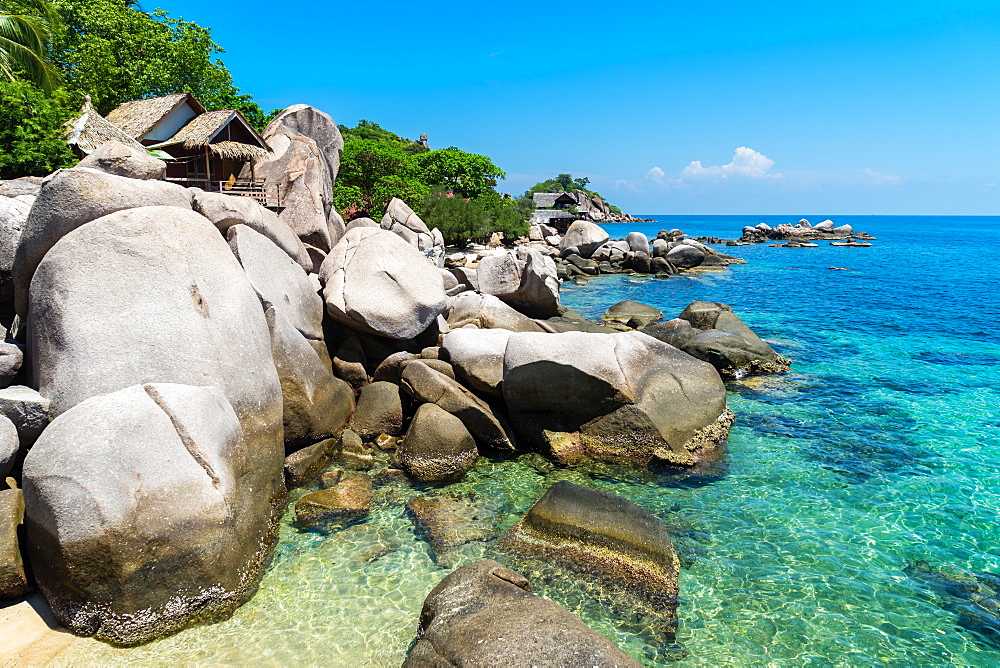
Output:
[682, 147, 781, 180]
[645, 166, 688, 189]
[862, 168, 901, 186]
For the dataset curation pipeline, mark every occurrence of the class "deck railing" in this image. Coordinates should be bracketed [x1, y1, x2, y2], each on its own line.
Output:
[164, 177, 283, 208]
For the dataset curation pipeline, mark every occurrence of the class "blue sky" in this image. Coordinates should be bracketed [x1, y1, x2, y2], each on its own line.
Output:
[164, 1, 998, 215]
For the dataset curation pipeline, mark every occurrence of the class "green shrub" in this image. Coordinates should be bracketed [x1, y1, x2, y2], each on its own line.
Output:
[420, 191, 489, 245]
[0, 80, 78, 178]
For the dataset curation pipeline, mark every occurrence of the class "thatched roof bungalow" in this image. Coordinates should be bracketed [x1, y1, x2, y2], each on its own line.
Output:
[101, 93, 275, 204]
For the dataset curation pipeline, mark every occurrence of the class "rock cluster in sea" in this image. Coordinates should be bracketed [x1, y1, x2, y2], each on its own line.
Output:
[0, 104, 793, 658]
[739, 218, 876, 244]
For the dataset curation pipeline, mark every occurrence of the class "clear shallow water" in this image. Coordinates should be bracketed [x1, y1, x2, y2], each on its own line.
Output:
[56, 215, 1000, 666]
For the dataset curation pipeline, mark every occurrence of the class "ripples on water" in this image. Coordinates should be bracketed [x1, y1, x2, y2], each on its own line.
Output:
[57, 216, 1000, 666]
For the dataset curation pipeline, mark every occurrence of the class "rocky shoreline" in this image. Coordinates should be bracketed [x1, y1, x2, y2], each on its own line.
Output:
[0, 104, 796, 664]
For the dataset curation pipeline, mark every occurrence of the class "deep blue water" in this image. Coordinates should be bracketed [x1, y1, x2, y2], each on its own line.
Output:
[58, 215, 1000, 666]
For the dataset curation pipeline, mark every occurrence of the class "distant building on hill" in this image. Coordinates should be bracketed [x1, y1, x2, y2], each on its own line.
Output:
[530, 192, 579, 231]
[66, 93, 279, 208]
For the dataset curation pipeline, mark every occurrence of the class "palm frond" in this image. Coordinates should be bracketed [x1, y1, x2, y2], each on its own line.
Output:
[0, 10, 62, 92]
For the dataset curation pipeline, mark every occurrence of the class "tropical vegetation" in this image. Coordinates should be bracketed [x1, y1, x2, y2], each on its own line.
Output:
[521, 173, 623, 215]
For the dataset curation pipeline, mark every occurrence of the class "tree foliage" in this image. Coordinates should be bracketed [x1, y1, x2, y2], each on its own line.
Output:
[0, 0, 63, 92]
[416, 148, 504, 199]
[0, 78, 77, 177]
[418, 189, 529, 245]
[48, 0, 270, 128]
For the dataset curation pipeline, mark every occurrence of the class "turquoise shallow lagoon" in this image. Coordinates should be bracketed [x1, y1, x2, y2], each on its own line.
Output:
[54, 215, 1000, 665]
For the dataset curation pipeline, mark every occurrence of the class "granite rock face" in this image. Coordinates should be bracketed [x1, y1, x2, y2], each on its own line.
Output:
[440, 328, 512, 399]
[0, 487, 28, 599]
[22, 383, 279, 644]
[320, 227, 447, 340]
[76, 140, 166, 180]
[13, 169, 192, 316]
[349, 381, 404, 438]
[0, 415, 18, 479]
[402, 559, 641, 667]
[445, 292, 546, 333]
[191, 189, 311, 271]
[502, 330, 729, 465]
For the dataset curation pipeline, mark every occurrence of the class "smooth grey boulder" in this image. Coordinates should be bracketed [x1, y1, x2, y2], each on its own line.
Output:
[0, 196, 30, 299]
[0, 341, 22, 388]
[228, 224, 323, 341]
[27, 206, 284, 458]
[814, 219, 835, 232]
[676, 301, 790, 376]
[344, 216, 380, 233]
[0, 177, 42, 198]
[76, 140, 166, 180]
[371, 350, 417, 385]
[381, 197, 430, 235]
[602, 300, 663, 329]
[472, 247, 561, 317]
[832, 224, 854, 236]
[502, 331, 729, 465]
[402, 559, 640, 668]
[283, 439, 334, 486]
[295, 475, 371, 525]
[559, 220, 610, 258]
[625, 231, 650, 253]
[22, 383, 280, 644]
[264, 105, 343, 189]
[401, 361, 514, 452]
[350, 381, 404, 438]
[440, 328, 512, 398]
[191, 189, 311, 271]
[332, 335, 370, 392]
[445, 292, 546, 333]
[0, 488, 28, 598]
[264, 304, 353, 445]
[398, 403, 478, 483]
[640, 318, 697, 349]
[0, 415, 17, 479]
[13, 168, 192, 316]
[499, 481, 680, 642]
[320, 227, 447, 340]
[666, 243, 706, 269]
[0, 385, 49, 446]
[651, 238, 669, 257]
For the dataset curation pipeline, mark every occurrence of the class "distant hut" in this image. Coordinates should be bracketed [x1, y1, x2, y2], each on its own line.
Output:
[530, 191, 579, 232]
[103, 93, 275, 205]
[65, 96, 148, 157]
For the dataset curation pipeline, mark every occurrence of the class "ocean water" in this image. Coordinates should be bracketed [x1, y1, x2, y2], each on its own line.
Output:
[52, 215, 1000, 666]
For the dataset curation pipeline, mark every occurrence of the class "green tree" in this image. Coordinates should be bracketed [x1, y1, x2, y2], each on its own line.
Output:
[48, 0, 271, 129]
[416, 148, 505, 199]
[0, 78, 78, 177]
[520, 173, 622, 215]
[0, 0, 62, 92]
[333, 137, 428, 215]
[420, 190, 489, 245]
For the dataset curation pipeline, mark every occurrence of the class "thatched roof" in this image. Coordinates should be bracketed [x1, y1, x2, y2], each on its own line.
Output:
[65, 96, 148, 155]
[533, 192, 576, 208]
[149, 109, 270, 162]
[106, 93, 206, 140]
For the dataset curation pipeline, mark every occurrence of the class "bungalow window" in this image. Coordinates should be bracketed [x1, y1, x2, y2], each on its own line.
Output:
[186, 156, 208, 178]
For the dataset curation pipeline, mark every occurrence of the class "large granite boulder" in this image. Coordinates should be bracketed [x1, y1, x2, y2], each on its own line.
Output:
[401, 361, 514, 452]
[474, 247, 561, 318]
[398, 403, 478, 483]
[0, 385, 50, 446]
[264, 303, 353, 446]
[27, 206, 284, 449]
[22, 383, 279, 644]
[349, 381, 404, 438]
[502, 331, 729, 465]
[76, 140, 166, 180]
[381, 197, 430, 235]
[228, 224, 323, 341]
[191, 189, 311, 271]
[499, 481, 680, 641]
[672, 301, 791, 376]
[445, 292, 546, 332]
[0, 487, 28, 599]
[666, 243, 706, 269]
[440, 328, 512, 399]
[559, 220, 609, 258]
[0, 196, 30, 302]
[265, 105, 343, 189]
[402, 559, 641, 667]
[320, 227, 447, 340]
[13, 168, 192, 316]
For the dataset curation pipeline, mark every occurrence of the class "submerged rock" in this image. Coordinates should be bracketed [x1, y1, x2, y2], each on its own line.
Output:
[406, 495, 494, 566]
[295, 475, 372, 525]
[499, 481, 680, 640]
[402, 559, 641, 667]
[602, 300, 663, 329]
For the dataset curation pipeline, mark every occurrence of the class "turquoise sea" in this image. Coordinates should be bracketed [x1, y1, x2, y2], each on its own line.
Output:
[53, 215, 1000, 666]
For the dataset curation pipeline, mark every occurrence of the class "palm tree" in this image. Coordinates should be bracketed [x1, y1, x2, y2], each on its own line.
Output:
[0, 0, 62, 92]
